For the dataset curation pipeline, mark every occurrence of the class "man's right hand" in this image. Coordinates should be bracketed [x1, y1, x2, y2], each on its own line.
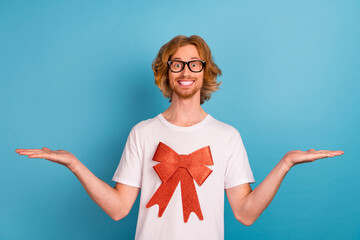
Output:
[15, 147, 139, 221]
[15, 147, 80, 171]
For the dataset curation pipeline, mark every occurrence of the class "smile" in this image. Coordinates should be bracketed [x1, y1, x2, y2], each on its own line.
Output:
[177, 80, 195, 86]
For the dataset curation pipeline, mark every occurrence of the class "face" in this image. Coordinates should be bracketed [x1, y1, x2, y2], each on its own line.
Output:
[168, 44, 204, 101]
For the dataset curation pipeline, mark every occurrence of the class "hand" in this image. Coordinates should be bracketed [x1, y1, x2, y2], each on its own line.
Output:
[282, 149, 344, 168]
[15, 147, 80, 171]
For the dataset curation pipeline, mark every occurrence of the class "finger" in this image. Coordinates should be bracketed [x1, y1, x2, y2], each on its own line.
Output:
[307, 149, 316, 152]
[318, 150, 343, 153]
[331, 151, 344, 156]
[16, 148, 40, 153]
[28, 154, 47, 159]
[17, 150, 44, 155]
[314, 153, 334, 160]
[28, 154, 45, 159]
[18, 148, 53, 155]
[28, 152, 53, 159]
[316, 150, 328, 153]
[314, 152, 341, 160]
[321, 150, 344, 155]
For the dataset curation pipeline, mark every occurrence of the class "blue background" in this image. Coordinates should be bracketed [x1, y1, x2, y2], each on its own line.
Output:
[1, 0, 359, 239]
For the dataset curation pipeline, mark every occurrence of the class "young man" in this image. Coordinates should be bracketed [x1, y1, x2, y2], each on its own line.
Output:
[16, 35, 344, 240]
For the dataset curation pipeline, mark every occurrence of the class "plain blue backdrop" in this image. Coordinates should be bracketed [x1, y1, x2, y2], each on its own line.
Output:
[1, 0, 359, 239]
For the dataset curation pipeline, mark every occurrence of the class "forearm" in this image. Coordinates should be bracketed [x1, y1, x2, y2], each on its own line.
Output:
[69, 160, 127, 220]
[238, 159, 293, 224]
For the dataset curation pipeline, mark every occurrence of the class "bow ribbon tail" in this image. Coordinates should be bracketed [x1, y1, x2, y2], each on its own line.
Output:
[146, 170, 182, 217]
[179, 168, 204, 223]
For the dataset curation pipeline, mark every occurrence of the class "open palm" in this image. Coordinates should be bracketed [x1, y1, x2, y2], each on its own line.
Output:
[283, 149, 344, 167]
[15, 147, 78, 169]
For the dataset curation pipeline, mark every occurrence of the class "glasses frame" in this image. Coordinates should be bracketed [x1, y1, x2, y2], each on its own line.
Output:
[167, 60, 206, 73]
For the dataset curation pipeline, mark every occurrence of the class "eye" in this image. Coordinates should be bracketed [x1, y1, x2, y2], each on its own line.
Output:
[170, 61, 184, 71]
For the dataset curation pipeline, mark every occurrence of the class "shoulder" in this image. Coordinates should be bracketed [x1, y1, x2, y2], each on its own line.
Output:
[208, 115, 241, 138]
[130, 114, 161, 134]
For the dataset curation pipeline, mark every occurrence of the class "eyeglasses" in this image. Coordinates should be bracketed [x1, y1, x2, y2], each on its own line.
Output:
[167, 60, 206, 73]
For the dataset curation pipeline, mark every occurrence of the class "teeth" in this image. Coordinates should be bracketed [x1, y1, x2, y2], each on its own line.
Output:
[178, 81, 194, 86]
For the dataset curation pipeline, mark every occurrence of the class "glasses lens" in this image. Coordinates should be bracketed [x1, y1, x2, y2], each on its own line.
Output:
[189, 61, 203, 72]
[170, 61, 184, 72]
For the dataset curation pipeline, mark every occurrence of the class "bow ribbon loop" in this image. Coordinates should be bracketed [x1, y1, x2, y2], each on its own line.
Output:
[146, 142, 214, 223]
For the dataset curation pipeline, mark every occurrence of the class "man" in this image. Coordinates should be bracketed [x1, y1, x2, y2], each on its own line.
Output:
[15, 35, 344, 240]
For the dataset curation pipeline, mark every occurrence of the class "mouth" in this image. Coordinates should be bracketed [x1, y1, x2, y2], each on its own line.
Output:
[177, 80, 195, 87]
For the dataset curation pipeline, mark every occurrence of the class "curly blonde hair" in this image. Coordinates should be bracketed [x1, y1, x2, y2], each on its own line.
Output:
[152, 35, 222, 105]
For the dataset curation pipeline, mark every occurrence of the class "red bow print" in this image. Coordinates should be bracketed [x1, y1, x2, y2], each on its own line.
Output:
[146, 142, 214, 223]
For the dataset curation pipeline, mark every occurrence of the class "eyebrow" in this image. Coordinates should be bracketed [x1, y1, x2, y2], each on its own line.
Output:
[172, 57, 200, 60]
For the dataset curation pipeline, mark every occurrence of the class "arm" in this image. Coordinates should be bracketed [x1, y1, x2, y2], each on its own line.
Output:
[15, 147, 139, 221]
[226, 149, 344, 226]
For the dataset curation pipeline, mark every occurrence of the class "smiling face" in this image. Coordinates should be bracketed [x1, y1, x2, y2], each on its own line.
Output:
[168, 44, 204, 101]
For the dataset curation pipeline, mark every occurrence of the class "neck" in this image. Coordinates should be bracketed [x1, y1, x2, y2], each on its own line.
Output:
[162, 92, 207, 127]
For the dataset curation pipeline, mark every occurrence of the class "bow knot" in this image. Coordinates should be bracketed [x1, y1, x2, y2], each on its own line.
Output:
[177, 155, 190, 168]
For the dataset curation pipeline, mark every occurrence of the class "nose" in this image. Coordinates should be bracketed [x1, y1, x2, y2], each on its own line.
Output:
[182, 63, 192, 75]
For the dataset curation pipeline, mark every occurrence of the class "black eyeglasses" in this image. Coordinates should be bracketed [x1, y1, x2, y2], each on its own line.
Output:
[168, 60, 206, 73]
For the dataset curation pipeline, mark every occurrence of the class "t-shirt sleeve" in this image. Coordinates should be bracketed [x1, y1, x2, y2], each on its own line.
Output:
[112, 126, 142, 188]
[224, 129, 255, 189]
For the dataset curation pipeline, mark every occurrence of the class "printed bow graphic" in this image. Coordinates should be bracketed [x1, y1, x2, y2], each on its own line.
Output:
[146, 142, 214, 223]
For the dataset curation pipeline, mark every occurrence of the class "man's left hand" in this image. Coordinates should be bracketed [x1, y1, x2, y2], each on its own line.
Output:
[281, 149, 344, 168]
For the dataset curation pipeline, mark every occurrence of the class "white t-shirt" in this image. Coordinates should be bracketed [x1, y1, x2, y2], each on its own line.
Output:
[112, 113, 255, 240]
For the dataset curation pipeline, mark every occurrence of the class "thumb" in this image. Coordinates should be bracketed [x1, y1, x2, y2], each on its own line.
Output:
[42, 147, 51, 151]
